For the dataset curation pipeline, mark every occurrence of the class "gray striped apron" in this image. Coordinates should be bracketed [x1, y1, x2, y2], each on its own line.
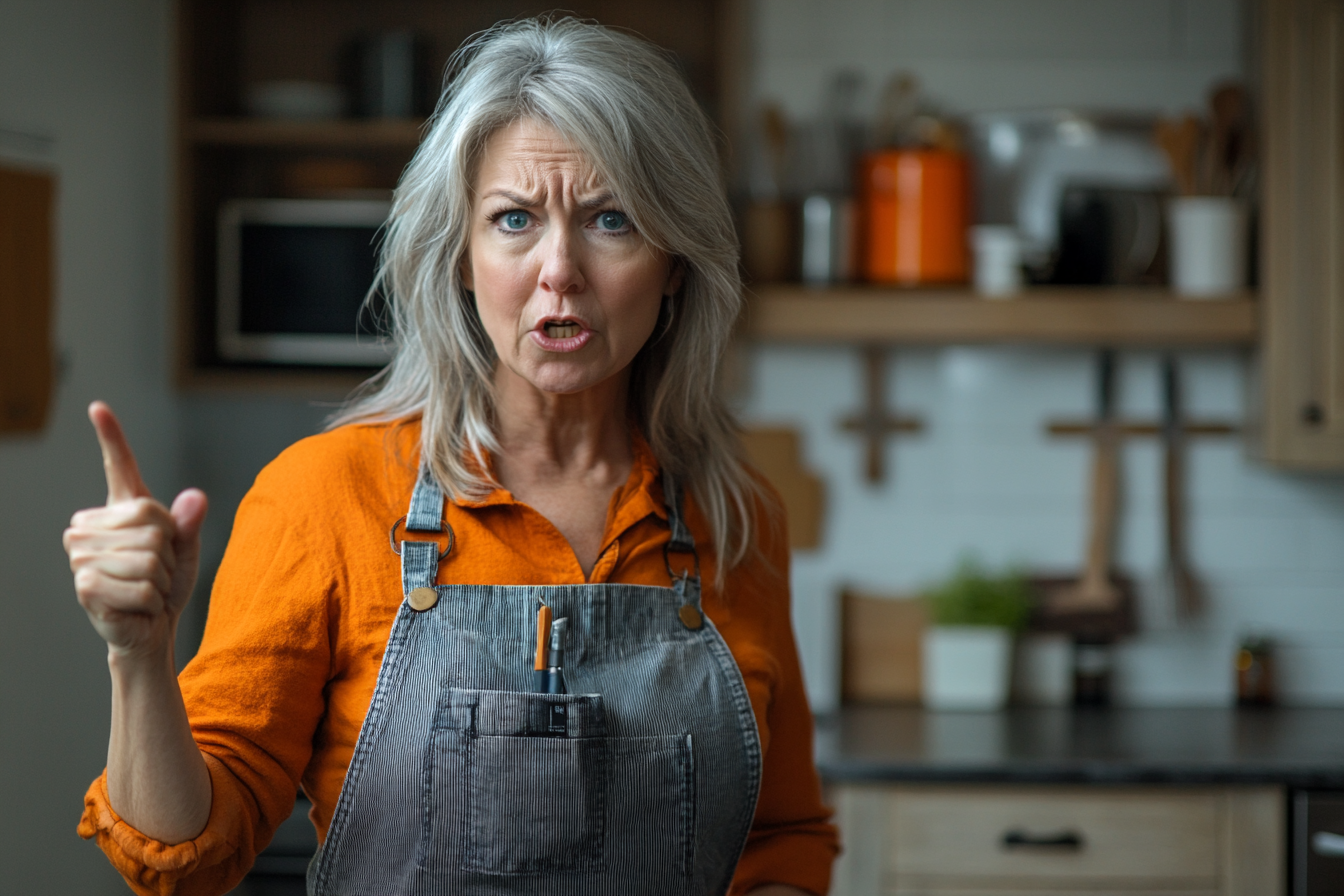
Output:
[306, 470, 763, 896]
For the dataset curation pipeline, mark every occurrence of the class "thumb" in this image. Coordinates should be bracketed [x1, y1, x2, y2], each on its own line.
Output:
[169, 488, 209, 554]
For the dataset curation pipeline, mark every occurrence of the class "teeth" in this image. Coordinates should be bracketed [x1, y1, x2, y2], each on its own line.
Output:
[545, 323, 580, 339]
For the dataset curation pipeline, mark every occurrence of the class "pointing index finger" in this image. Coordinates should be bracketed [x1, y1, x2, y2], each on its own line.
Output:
[88, 401, 150, 504]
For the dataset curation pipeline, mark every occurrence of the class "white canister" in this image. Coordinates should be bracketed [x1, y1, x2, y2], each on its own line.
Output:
[1167, 197, 1248, 297]
[801, 194, 855, 285]
[922, 625, 1013, 711]
[970, 225, 1023, 297]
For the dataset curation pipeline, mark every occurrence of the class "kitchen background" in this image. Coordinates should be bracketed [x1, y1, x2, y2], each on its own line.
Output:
[1, 0, 1341, 892]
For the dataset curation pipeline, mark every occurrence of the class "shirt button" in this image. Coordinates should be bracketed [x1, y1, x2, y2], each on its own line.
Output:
[407, 587, 439, 611]
[678, 605, 703, 630]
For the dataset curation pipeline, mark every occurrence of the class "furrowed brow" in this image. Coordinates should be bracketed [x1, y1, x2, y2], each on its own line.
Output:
[578, 192, 617, 210]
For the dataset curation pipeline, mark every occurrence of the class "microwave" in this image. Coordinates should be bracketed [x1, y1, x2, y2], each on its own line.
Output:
[216, 198, 393, 366]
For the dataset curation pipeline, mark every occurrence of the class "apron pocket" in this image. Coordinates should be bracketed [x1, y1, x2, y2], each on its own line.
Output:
[607, 734, 696, 879]
[422, 687, 695, 881]
[462, 733, 608, 874]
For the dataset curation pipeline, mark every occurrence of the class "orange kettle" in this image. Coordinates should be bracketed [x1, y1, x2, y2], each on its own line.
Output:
[860, 149, 970, 285]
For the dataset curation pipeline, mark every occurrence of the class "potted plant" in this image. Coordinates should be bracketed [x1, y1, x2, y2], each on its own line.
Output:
[921, 558, 1033, 710]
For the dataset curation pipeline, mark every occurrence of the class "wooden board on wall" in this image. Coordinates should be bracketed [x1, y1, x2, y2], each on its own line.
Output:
[0, 164, 55, 434]
[740, 426, 825, 549]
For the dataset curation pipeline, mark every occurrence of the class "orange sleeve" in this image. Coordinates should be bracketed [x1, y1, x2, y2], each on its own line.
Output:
[78, 451, 337, 896]
[727, 488, 840, 896]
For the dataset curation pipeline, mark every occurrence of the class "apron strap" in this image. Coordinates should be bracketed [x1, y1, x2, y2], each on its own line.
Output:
[398, 467, 450, 597]
[661, 470, 695, 554]
[661, 471, 703, 620]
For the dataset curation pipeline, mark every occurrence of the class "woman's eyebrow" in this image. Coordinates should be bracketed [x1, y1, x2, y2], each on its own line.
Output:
[480, 189, 616, 210]
[481, 189, 538, 207]
[578, 192, 616, 209]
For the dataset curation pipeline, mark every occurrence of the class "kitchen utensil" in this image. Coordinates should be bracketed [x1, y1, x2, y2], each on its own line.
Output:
[860, 148, 970, 284]
[1051, 350, 1122, 613]
[1161, 356, 1205, 618]
[1205, 82, 1252, 197]
[742, 104, 798, 282]
[1154, 115, 1202, 196]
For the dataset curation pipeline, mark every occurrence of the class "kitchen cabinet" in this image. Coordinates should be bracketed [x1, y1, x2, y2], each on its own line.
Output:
[1259, 0, 1344, 468]
[171, 0, 742, 392]
[830, 784, 1282, 896]
[816, 706, 1344, 896]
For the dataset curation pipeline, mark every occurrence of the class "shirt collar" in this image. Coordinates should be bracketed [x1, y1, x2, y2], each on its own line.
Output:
[453, 430, 668, 534]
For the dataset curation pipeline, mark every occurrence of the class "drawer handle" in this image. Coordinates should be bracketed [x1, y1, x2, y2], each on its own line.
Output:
[1314, 831, 1344, 857]
[1001, 829, 1084, 851]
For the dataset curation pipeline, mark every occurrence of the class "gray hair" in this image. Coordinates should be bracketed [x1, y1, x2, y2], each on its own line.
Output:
[331, 17, 766, 576]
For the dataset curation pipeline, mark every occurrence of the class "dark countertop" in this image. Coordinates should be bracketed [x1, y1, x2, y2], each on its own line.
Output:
[815, 705, 1344, 788]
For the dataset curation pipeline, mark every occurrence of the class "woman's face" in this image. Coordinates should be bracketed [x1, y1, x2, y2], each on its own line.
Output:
[462, 118, 681, 397]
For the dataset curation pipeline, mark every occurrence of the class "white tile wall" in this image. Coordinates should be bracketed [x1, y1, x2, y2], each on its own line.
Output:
[751, 0, 1247, 117]
[743, 0, 1344, 712]
[746, 345, 1344, 712]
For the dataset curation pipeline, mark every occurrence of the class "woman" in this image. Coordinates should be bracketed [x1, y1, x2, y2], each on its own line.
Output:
[65, 17, 837, 896]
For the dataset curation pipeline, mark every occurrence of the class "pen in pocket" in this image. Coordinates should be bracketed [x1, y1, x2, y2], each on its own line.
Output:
[533, 603, 552, 693]
[546, 617, 568, 696]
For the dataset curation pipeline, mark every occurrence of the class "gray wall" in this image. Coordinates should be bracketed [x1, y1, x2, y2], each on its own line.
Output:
[0, 0, 174, 891]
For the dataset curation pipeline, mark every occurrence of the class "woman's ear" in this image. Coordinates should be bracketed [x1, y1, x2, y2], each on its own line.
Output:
[663, 258, 685, 297]
[459, 254, 474, 292]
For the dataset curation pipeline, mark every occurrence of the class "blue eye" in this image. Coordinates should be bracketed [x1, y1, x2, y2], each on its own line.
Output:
[596, 211, 629, 232]
[501, 211, 529, 231]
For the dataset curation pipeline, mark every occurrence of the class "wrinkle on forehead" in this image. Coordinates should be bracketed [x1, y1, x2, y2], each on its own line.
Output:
[476, 119, 610, 203]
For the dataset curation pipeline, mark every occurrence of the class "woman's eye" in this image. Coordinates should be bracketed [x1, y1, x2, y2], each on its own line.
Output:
[501, 211, 530, 231]
[596, 211, 629, 232]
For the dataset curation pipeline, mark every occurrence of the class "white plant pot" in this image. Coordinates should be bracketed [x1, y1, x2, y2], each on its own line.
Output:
[922, 625, 1014, 711]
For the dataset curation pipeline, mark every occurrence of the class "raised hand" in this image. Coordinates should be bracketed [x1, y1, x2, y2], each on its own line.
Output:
[63, 402, 208, 659]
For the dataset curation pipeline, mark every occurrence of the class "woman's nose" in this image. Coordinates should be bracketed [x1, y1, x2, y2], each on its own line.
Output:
[537, 228, 585, 296]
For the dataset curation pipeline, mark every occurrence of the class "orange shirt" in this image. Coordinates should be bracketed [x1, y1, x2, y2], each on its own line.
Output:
[79, 420, 838, 896]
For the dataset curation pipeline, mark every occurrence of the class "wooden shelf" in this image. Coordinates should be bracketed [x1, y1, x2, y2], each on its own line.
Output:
[745, 285, 1259, 346]
[189, 117, 426, 149]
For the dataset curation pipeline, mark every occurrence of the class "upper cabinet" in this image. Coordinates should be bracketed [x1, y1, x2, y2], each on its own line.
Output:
[1259, 0, 1344, 467]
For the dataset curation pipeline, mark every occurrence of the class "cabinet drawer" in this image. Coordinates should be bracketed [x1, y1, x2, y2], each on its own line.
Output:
[889, 787, 1219, 890]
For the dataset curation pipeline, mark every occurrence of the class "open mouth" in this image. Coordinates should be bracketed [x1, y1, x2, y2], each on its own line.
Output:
[543, 320, 582, 339]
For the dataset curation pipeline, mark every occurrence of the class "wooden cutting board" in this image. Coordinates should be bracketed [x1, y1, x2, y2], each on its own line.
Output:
[740, 426, 825, 550]
[0, 164, 55, 434]
[841, 590, 926, 704]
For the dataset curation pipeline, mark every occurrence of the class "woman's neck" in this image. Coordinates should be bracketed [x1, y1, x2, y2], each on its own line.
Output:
[491, 362, 633, 482]
[490, 364, 634, 578]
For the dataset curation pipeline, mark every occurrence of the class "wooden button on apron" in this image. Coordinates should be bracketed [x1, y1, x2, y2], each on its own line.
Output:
[678, 605, 703, 630]
[407, 587, 439, 611]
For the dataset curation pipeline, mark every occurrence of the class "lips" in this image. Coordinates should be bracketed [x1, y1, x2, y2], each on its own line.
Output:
[530, 316, 592, 352]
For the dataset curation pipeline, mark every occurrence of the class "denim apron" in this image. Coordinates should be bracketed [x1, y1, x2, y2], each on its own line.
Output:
[306, 469, 763, 896]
